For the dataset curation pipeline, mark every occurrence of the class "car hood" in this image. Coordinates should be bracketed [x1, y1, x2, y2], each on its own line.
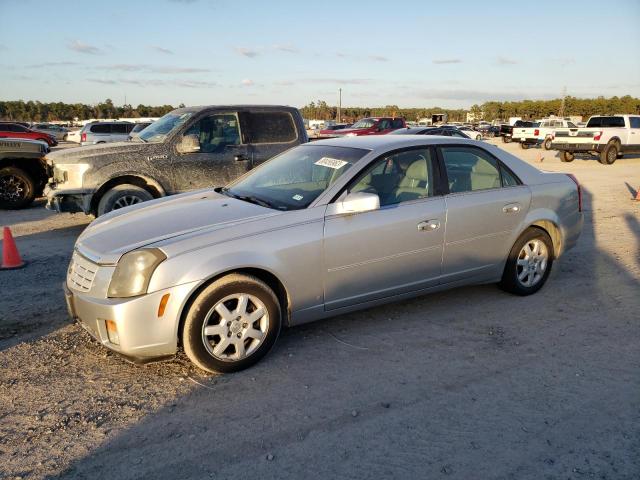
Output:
[47, 141, 150, 165]
[76, 190, 276, 265]
[331, 127, 370, 135]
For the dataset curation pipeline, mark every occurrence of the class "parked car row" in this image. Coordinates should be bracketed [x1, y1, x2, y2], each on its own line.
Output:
[0, 121, 58, 147]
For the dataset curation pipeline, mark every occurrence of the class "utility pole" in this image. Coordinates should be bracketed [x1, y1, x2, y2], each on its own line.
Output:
[559, 86, 566, 118]
[337, 88, 342, 123]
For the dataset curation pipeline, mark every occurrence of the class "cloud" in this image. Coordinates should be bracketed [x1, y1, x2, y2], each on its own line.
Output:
[68, 40, 102, 55]
[151, 46, 174, 55]
[234, 47, 259, 58]
[307, 78, 372, 85]
[273, 44, 298, 54]
[274, 80, 295, 86]
[87, 78, 217, 88]
[497, 56, 517, 65]
[88, 78, 117, 85]
[432, 59, 462, 64]
[99, 64, 210, 74]
[335, 52, 350, 58]
[26, 61, 80, 68]
[369, 55, 389, 62]
[241, 79, 254, 86]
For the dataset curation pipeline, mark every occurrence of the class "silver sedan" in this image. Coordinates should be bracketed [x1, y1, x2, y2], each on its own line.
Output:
[64, 136, 583, 372]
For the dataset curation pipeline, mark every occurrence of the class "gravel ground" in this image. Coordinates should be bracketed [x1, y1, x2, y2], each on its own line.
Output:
[0, 139, 639, 480]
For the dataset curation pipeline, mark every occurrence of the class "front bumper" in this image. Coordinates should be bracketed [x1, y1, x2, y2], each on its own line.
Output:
[550, 142, 603, 153]
[64, 280, 200, 362]
[45, 185, 94, 213]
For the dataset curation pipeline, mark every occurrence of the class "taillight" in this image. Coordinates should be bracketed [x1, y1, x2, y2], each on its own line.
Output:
[81, 132, 86, 142]
[534, 129, 539, 136]
[566, 174, 582, 212]
[593, 130, 602, 141]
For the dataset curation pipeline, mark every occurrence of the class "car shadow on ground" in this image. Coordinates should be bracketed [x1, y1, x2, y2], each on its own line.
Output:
[28, 188, 639, 480]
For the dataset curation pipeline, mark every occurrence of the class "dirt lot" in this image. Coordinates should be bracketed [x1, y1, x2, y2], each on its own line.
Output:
[1, 140, 639, 480]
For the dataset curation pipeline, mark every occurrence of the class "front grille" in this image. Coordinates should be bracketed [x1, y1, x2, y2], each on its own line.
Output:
[68, 252, 97, 292]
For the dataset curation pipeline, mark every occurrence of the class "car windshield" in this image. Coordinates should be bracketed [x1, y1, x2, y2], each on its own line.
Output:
[137, 112, 193, 143]
[350, 119, 376, 129]
[224, 144, 369, 211]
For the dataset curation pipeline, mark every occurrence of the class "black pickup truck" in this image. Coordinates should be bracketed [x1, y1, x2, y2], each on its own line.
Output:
[500, 120, 538, 143]
[0, 138, 49, 209]
[46, 105, 308, 216]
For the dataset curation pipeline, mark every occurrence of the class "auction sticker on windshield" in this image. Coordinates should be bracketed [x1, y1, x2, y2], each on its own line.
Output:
[315, 157, 348, 169]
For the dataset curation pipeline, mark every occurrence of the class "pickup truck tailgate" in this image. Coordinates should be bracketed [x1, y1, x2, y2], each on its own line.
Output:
[553, 129, 597, 145]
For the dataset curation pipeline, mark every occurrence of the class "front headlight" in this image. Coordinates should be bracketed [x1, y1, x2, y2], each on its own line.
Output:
[107, 249, 166, 298]
[54, 163, 90, 186]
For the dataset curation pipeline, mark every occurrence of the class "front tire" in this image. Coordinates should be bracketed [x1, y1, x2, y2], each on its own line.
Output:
[499, 228, 554, 296]
[96, 183, 154, 216]
[543, 137, 552, 150]
[182, 274, 282, 373]
[0, 166, 36, 209]
[599, 142, 618, 165]
[561, 151, 575, 162]
[502, 136, 511, 143]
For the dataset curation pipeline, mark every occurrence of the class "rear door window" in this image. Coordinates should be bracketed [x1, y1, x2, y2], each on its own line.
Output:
[441, 146, 501, 193]
[629, 117, 640, 129]
[242, 112, 297, 143]
[112, 124, 131, 134]
[391, 119, 404, 129]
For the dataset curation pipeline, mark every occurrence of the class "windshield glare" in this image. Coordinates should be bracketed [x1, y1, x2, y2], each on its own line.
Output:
[138, 112, 193, 143]
[226, 145, 369, 211]
[350, 119, 376, 129]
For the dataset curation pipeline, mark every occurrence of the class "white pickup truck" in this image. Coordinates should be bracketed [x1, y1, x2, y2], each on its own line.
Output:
[550, 115, 640, 164]
[512, 119, 578, 150]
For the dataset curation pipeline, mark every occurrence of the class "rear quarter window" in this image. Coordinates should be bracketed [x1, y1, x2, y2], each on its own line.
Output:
[630, 117, 640, 129]
[90, 124, 110, 134]
[244, 112, 297, 143]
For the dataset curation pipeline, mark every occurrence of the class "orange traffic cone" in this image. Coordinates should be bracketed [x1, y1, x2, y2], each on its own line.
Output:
[635, 188, 640, 201]
[1, 227, 25, 270]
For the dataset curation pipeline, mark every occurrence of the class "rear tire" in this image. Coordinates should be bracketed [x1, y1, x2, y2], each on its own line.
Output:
[502, 136, 511, 143]
[561, 151, 575, 162]
[520, 142, 529, 149]
[182, 273, 282, 373]
[599, 142, 618, 165]
[499, 228, 554, 296]
[96, 184, 154, 216]
[0, 166, 36, 209]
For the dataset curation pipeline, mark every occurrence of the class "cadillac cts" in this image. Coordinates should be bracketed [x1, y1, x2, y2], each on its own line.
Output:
[65, 136, 583, 372]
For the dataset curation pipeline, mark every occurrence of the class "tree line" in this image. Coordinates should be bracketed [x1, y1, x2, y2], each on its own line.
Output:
[1, 96, 638, 123]
[300, 96, 640, 122]
[0, 99, 178, 122]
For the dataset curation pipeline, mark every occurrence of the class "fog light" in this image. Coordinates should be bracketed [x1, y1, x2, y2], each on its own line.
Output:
[105, 320, 120, 345]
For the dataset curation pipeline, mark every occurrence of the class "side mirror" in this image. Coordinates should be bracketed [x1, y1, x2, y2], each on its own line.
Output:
[176, 134, 200, 154]
[333, 192, 380, 215]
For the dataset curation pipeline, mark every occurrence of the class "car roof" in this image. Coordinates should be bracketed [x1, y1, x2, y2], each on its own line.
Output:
[308, 134, 478, 151]
[171, 105, 300, 114]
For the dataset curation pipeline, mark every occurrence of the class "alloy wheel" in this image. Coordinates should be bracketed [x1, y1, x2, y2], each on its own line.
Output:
[0, 174, 26, 202]
[201, 293, 269, 361]
[515, 239, 549, 287]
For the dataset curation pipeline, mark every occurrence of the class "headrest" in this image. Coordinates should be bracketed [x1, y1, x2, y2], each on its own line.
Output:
[406, 159, 428, 180]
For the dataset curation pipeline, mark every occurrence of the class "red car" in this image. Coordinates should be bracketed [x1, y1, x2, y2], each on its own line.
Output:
[331, 117, 406, 136]
[0, 122, 57, 146]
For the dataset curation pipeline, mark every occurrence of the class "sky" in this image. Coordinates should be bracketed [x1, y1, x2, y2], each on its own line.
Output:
[1, 0, 639, 109]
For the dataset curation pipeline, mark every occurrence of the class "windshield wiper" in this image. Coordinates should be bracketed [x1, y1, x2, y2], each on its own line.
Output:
[221, 188, 276, 209]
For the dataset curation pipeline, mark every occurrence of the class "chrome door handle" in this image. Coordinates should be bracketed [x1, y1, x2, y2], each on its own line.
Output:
[417, 220, 440, 231]
[502, 203, 521, 213]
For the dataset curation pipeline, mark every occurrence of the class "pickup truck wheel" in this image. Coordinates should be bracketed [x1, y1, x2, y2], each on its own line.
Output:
[499, 228, 554, 296]
[520, 142, 529, 149]
[182, 273, 282, 373]
[0, 166, 36, 209]
[543, 138, 552, 150]
[97, 184, 154, 216]
[561, 151, 575, 162]
[502, 136, 511, 143]
[599, 142, 618, 165]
